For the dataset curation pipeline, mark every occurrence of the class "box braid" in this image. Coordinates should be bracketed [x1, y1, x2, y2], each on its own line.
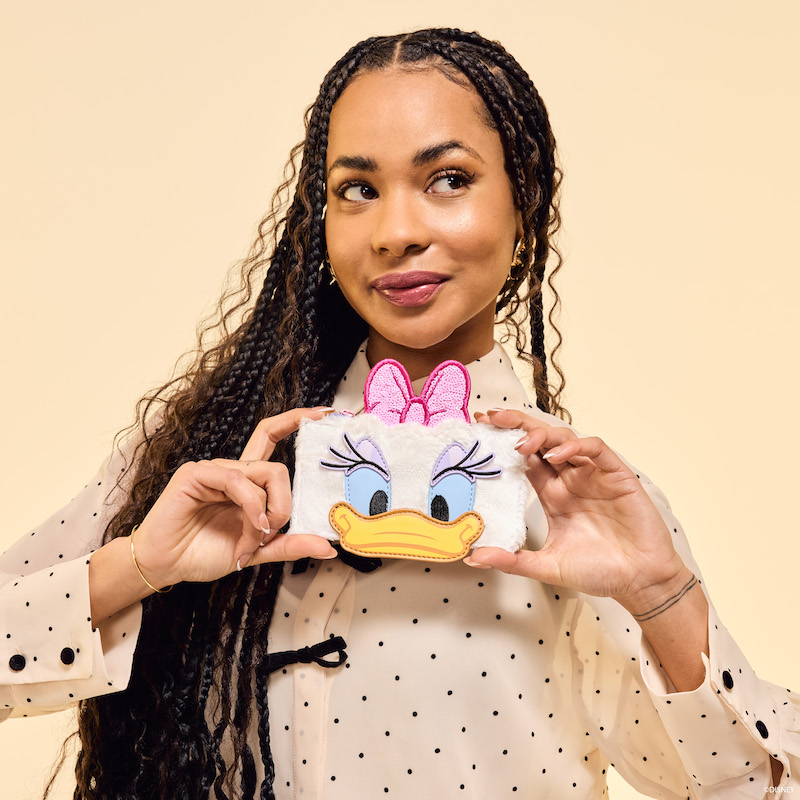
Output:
[63, 28, 568, 800]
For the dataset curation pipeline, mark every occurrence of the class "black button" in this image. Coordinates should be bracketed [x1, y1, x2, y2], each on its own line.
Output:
[756, 720, 769, 739]
[9, 654, 26, 671]
[60, 647, 75, 665]
[722, 670, 734, 690]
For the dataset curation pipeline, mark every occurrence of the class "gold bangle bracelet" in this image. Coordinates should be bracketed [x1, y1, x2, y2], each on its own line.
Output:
[130, 524, 173, 594]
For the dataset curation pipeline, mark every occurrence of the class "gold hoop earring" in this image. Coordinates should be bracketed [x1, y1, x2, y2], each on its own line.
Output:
[507, 239, 526, 281]
[321, 255, 337, 285]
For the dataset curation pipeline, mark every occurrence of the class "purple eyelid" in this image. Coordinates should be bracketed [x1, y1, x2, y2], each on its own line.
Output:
[320, 435, 390, 478]
[430, 441, 502, 487]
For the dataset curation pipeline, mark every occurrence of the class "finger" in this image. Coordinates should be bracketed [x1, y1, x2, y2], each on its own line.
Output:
[224, 463, 294, 561]
[522, 450, 560, 491]
[480, 409, 577, 456]
[192, 463, 270, 558]
[541, 435, 627, 472]
[219, 469, 269, 569]
[514, 425, 576, 476]
[240, 461, 293, 534]
[481, 407, 562, 432]
[248, 533, 337, 565]
[464, 546, 562, 586]
[240, 406, 333, 462]
[475, 410, 572, 487]
[206, 460, 292, 535]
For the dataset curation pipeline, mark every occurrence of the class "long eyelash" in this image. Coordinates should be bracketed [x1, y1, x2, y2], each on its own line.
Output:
[430, 168, 476, 189]
[333, 180, 373, 199]
[438, 168, 475, 181]
[333, 170, 473, 199]
[320, 433, 389, 477]
[432, 441, 502, 483]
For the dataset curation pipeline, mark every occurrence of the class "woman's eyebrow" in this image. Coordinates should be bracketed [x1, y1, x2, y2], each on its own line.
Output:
[328, 154, 378, 177]
[412, 140, 484, 166]
[327, 140, 484, 178]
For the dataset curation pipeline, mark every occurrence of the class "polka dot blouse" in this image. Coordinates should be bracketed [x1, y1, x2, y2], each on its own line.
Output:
[2, 343, 798, 798]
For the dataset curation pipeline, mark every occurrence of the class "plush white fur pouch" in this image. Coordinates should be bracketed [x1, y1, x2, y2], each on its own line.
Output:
[288, 359, 529, 562]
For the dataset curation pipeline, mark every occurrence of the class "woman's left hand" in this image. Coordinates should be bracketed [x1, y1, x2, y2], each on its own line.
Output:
[467, 409, 690, 616]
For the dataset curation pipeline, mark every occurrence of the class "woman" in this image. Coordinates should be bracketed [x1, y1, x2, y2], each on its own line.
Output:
[2, 28, 797, 799]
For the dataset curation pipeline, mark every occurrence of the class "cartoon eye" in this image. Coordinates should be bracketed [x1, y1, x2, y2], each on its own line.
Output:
[321, 435, 392, 516]
[428, 472, 475, 522]
[346, 466, 391, 517]
[428, 441, 501, 522]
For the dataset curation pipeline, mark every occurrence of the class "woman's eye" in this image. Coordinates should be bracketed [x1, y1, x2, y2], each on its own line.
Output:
[340, 183, 377, 202]
[428, 172, 472, 194]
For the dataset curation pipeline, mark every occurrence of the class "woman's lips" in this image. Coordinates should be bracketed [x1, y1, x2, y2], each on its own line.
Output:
[371, 271, 449, 308]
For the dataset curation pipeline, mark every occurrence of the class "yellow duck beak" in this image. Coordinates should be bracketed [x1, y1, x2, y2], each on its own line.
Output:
[329, 502, 484, 562]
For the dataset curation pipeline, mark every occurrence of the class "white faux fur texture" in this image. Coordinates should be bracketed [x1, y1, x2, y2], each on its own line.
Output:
[289, 414, 529, 553]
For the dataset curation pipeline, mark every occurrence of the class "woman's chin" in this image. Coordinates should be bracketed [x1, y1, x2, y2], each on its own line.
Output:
[369, 318, 453, 350]
[363, 296, 497, 362]
[368, 322, 492, 364]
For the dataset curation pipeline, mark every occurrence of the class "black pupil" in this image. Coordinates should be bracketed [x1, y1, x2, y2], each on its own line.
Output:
[430, 494, 449, 522]
[369, 490, 388, 516]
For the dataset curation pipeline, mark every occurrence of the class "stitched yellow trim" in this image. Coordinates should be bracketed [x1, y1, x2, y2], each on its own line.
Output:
[329, 502, 483, 562]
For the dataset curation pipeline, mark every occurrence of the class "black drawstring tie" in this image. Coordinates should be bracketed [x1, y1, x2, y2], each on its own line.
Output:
[266, 636, 348, 675]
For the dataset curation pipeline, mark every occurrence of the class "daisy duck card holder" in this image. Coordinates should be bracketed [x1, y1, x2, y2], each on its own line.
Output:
[289, 359, 529, 562]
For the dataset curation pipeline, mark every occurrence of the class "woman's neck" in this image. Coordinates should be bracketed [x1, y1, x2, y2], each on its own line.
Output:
[365, 327, 495, 382]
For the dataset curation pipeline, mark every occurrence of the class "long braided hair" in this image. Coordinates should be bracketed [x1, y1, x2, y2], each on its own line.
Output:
[59, 28, 568, 800]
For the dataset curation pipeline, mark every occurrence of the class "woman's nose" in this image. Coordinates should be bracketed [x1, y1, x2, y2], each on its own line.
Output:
[370, 192, 432, 257]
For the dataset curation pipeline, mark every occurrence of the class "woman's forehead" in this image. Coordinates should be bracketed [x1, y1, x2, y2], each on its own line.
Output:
[326, 68, 498, 169]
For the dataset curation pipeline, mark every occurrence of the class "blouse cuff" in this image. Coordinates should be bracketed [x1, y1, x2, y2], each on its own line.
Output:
[639, 603, 779, 788]
[0, 555, 141, 715]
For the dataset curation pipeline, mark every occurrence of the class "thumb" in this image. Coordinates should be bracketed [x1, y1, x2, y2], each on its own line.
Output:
[464, 547, 562, 585]
[248, 533, 337, 566]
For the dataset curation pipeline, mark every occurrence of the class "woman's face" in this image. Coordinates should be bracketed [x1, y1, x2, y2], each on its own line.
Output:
[325, 67, 522, 372]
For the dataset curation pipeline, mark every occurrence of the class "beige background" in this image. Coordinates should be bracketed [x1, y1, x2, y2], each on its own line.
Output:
[1, 1, 798, 797]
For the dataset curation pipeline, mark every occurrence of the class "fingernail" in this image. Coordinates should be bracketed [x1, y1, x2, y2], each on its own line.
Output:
[320, 550, 338, 560]
[542, 450, 557, 460]
[463, 556, 491, 569]
[487, 407, 506, 414]
[237, 554, 252, 571]
[259, 513, 270, 537]
[514, 434, 529, 449]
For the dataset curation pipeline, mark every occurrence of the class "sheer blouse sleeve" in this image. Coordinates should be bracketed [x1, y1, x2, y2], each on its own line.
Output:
[568, 469, 800, 797]
[0, 438, 144, 719]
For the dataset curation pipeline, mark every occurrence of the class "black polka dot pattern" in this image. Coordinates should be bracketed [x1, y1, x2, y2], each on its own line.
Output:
[1, 340, 793, 797]
[722, 670, 734, 690]
[269, 549, 790, 795]
[0, 443, 143, 714]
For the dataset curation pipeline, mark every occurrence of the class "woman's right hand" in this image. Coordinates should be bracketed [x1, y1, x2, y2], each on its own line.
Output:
[125, 407, 337, 590]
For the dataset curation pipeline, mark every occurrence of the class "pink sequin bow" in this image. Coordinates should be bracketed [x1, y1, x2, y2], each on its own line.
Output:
[363, 358, 471, 427]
